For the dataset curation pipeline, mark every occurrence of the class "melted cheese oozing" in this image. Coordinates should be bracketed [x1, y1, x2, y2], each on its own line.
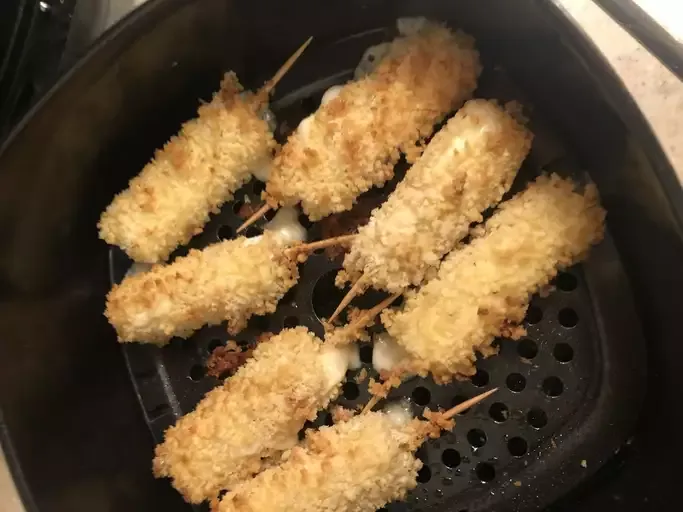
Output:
[384, 400, 413, 427]
[252, 160, 272, 182]
[125, 262, 152, 278]
[372, 332, 409, 372]
[396, 17, 429, 36]
[321, 85, 343, 106]
[320, 345, 357, 389]
[264, 207, 307, 245]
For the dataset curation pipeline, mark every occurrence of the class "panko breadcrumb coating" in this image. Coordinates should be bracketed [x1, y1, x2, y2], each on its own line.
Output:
[105, 232, 298, 345]
[99, 73, 276, 263]
[265, 21, 481, 220]
[337, 99, 533, 293]
[217, 411, 425, 512]
[154, 328, 347, 503]
[382, 174, 606, 383]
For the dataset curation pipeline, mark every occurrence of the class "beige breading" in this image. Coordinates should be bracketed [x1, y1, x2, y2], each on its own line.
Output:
[217, 411, 425, 512]
[266, 22, 481, 220]
[105, 232, 298, 345]
[337, 99, 533, 293]
[382, 174, 606, 383]
[153, 328, 344, 503]
[99, 73, 276, 263]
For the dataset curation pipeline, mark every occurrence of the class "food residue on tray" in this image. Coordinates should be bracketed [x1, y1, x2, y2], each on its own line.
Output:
[206, 342, 254, 378]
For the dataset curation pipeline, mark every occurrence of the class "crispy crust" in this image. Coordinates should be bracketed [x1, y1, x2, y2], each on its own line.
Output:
[266, 23, 481, 220]
[153, 328, 341, 503]
[382, 174, 606, 382]
[217, 412, 424, 512]
[98, 73, 276, 263]
[105, 232, 298, 345]
[338, 99, 533, 293]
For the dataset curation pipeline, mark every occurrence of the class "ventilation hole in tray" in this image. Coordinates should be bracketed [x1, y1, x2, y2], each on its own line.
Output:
[470, 368, 489, 387]
[324, 412, 334, 426]
[475, 462, 495, 483]
[232, 199, 244, 214]
[553, 342, 574, 362]
[147, 403, 171, 419]
[556, 272, 578, 291]
[558, 307, 578, 328]
[451, 395, 471, 414]
[248, 314, 269, 332]
[507, 437, 528, 457]
[412, 386, 431, 406]
[527, 407, 548, 429]
[525, 305, 542, 325]
[253, 181, 265, 195]
[298, 420, 314, 440]
[506, 373, 526, 392]
[264, 208, 276, 221]
[189, 364, 205, 381]
[298, 213, 313, 230]
[312, 270, 349, 321]
[417, 465, 432, 483]
[244, 226, 262, 239]
[542, 376, 564, 397]
[359, 344, 373, 364]
[217, 225, 234, 241]
[489, 402, 509, 423]
[207, 338, 223, 352]
[467, 428, 487, 448]
[343, 381, 360, 400]
[442, 448, 461, 468]
[283, 316, 299, 328]
[517, 338, 538, 359]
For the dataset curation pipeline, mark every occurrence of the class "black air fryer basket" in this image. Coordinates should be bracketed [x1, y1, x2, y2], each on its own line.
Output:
[1, 1, 682, 511]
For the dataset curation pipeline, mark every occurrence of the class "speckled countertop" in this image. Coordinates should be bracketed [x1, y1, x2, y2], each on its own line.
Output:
[1, 0, 681, 510]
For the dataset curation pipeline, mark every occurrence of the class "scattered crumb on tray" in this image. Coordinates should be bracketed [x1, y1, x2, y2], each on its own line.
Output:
[355, 368, 368, 384]
[331, 406, 357, 424]
[206, 344, 253, 378]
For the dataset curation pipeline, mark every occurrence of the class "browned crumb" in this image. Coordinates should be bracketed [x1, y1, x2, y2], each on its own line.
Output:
[206, 345, 253, 378]
[355, 368, 368, 384]
[330, 406, 356, 424]
[423, 408, 456, 432]
[255, 331, 274, 344]
[367, 374, 402, 399]
[318, 196, 377, 259]
[225, 340, 239, 351]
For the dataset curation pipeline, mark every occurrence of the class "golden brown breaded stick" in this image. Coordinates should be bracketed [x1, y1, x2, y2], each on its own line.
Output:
[337, 99, 533, 294]
[98, 73, 276, 263]
[216, 411, 425, 512]
[154, 327, 356, 504]
[105, 232, 298, 345]
[382, 174, 606, 383]
[265, 21, 481, 220]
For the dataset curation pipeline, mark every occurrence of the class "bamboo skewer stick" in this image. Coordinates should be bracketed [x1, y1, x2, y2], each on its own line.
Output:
[285, 235, 356, 258]
[328, 275, 367, 325]
[237, 203, 272, 233]
[258, 36, 313, 100]
[442, 388, 498, 419]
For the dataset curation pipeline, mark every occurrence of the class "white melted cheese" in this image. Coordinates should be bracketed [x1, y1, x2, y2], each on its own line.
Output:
[298, 114, 314, 141]
[264, 207, 307, 245]
[125, 262, 152, 278]
[321, 85, 343, 106]
[396, 17, 429, 36]
[372, 332, 409, 372]
[321, 345, 358, 389]
[252, 161, 272, 182]
[384, 400, 413, 427]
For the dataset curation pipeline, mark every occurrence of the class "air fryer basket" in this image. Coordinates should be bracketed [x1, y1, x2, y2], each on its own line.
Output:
[1, 1, 682, 511]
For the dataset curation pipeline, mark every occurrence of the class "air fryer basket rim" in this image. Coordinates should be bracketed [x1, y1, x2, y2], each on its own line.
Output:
[0, 0, 680, 511]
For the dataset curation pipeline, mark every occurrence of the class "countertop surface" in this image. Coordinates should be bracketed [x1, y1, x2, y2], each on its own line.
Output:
[1, 0, 681, 510]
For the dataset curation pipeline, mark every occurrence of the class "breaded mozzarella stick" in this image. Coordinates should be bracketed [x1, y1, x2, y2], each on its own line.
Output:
[382, 174, 606, 382]
[153, 327, 359, 503]
[336, 99, 533, 297]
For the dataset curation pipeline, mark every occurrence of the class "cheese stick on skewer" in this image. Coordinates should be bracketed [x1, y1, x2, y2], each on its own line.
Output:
[98, 38, 311, 263]
[237, 19, 481, 232]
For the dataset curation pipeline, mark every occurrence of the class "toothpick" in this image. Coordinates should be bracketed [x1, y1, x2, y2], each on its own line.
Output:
[362, 395, 381, 414]
[236, 203, 272, 233]
[259, 37, 313, 98]
[442, 388, 498, 420]
[289, 235, 356, 255]
[328, 275, 367, 325]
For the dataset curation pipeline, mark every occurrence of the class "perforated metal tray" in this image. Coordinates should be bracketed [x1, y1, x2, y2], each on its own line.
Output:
[110, 26, 645, 512]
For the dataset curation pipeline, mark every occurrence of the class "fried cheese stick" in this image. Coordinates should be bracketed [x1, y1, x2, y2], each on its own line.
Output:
[99, 39, 311, 263]
[381, 174, 606, 383]
[334, 99, 532, 307]
[239, 20, 481, 231]
[215, 390, 495, 512]
[153, 327, 358, 503]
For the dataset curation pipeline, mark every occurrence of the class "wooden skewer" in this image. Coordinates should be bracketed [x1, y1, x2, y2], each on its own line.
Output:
[237, 203, 272, 233]
[259, 36, 313, 98]
[362, 395, 381, 414]
[286, 235, 356, 257]
[353, 293, 401, 331]
[442, 388, 498, 420]
[328, 275, 367, 325]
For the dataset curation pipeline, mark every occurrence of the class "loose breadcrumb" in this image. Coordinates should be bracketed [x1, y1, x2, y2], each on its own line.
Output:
[99, 73, 276, 263]
[217, 412, 425, 512]
[338, 99, 532, 292]
[331, 406, 357, 424]
[105, 232, 298, 345]
[382, 174, 605, 382]
[153, 328, 342, 503]
[266, 22, 481, 220]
